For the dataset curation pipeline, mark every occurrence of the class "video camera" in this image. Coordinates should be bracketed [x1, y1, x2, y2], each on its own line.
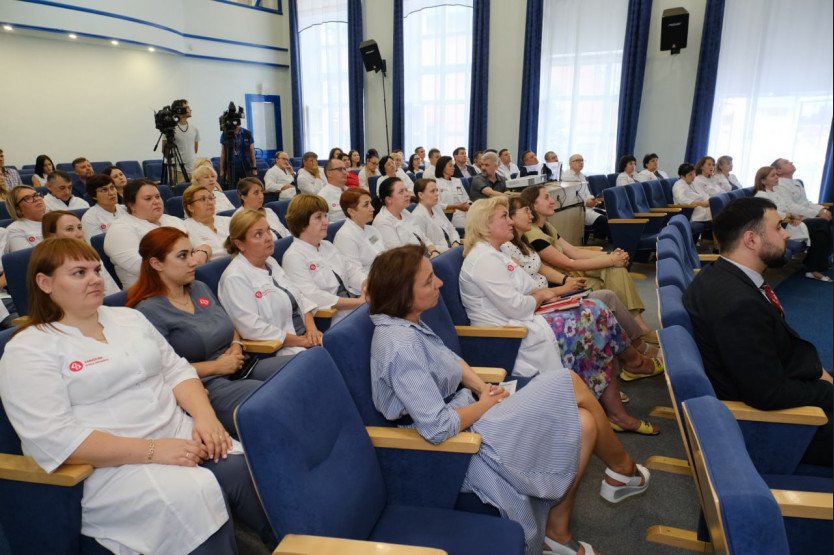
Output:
[154, 105, 178, 136]
[220, 102, 244, 134]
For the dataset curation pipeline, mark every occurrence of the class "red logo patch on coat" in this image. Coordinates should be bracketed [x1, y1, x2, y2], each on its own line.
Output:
[27, 236, 36, 243]
[507, 264, 515, 272]
[255, 291, 263, 299]
[100, 224, 107, 230]
[309, 263, 317, 271]
[69, 361, 84, 372]
[197, 297, 210, 307]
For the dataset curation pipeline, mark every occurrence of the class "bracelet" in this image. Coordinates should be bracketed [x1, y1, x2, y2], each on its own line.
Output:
[231, 340, 245, 350]
[146, 439, 155, 462]
[195, 249, 209, 261]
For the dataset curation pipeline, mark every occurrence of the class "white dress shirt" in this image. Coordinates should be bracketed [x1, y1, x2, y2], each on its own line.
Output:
[410, 203, 460, 251]
[435, 177, 469, 228]
[672, 179, 712, 222]
[317, 183, 347, 222]
[296, 168, 325, 194]
[774, 177, 824, 219]
[6, 218, 44, 252]
[372, 207, 434, 250]
[43, 193, 90, 212]
[459, 241, 564, 378]
[218, 254, 317, 356]
[332, 218, 385, 275]
[560, 169, 601, 224]
[82, 203, 127, 241]
[263, 165, 298, 199]
[104, 213, 186, 288]
[0, 306, 229, 554]
[498, 162, 520, 180]
[282, 238, 365, 326]
[635, 169, 668, 182]
[184, 216, 232, 260]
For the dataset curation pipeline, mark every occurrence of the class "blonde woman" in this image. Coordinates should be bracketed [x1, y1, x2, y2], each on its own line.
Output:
[190, 164, 236, 212]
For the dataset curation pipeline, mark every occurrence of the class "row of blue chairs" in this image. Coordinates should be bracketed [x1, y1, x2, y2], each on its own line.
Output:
[647, 235, 832, 553]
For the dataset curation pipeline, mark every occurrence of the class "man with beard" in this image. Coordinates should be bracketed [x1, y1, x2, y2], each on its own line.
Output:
[684, 197, 832, 465]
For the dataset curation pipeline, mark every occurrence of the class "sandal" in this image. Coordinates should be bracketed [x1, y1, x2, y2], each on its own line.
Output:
[620, 357, 664, 381]
[599, 464, 651, 503]
[610, 419, 659, 435]
[619, 391, 630, 404]
[640, 331, 659, 345]
[635, 341, 659, 358]
[805, 272, 834, 283]
[543, 536, 598, 555]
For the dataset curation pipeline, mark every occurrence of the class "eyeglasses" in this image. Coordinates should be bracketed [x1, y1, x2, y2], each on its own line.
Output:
[571, 158, 584, 163]
[189, 194, 216, 204]
[16, 192, 43, 206]
[328, 167, 348, 172]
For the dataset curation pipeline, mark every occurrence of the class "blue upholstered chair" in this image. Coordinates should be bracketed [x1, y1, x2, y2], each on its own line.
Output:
[656, 238, 694, 283]
[708, 191, 734, 221]
[173, 182, 191, 196]
[0, 328, 108, 554]
[1, 247, 32, 316]
[0, 203, 9, 220]
[602, 186, 661, 263]
[667, 215, 718, 269]
[264, 199, 291, 227]
[234, 346, 525, 554]
[606, 173, 618, 189]
[586, 174, 609, 197]
[90, 161, 112, 174]
[272, 236, 294, 265]
[222, 189, 240, 208]
[141, 160, 163, 182]
[656, 285, 694, 335]
[368, 175, 381, 200]
[217, 209, 236, 217]
[115, 160, 143, 180]
[165, 196, 185, 218]
[102, 290, 128, 307]
[625, 182, 680, 223]
[325, 220, 345, 243]
[89, 234, 122, 290]
[656, 257, 690, 292]
[156, 184, 173, 202]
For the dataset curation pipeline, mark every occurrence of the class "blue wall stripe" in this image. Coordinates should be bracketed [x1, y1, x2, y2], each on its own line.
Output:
[3, 21, 290, 69]
[212, 0, 283, 15]
[16, 0, 288, 52]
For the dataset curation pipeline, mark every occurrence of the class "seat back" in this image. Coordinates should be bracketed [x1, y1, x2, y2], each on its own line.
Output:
[668, 214, 702, 268]
[235, 347, 386, 541]
[173, 182, 191, 196]
[90, 234, 122, 290]
[606, 173, 618, 189]
[142, 160, 163, 182]
[0, 203, 9, 220]
[430, 247, 471, 325]
[657, 285, 694, 335]
[656, 257, 690, 291]
[682, 396, 790, 555]
[0, 328, 22, 455]
[625, 182, 654, 213]
[587, 174, 609, 197]
[194, 257, 233, 298]
[273, 236, 294, 264]
[223, 189, 241, 208]
[165, 196, 185, 218]
[709, 192, 732, 220]
[1, 248, 33, 315]
[368, 175, 380, 200]
[460, 176, 472, 195]
[156, 184, 173, 202]
[326, 220, 345, 243]
[90, 161, 113, 174]
[603, 186, 636, 219]
[264, 200, 291, 227]
[659, 224, 699, 270]
[641, 179, 669, 209]
[657, 238, 694, 281]
[115, 160, 143, 180]
[103, 290, 128, 307]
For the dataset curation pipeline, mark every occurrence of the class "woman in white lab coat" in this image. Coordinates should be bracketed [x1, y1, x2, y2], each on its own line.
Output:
[281, 194, 366, 326]
[218, 209, 323, 356]
[333, 188, 385, 274]
[411, 178, 462, 252]
[433, 155, 471, 228]
[372, 177, 440, 255]
[0, 238, 275, 554]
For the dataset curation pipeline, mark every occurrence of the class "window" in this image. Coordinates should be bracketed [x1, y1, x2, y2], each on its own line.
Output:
[403, 0, 473, 155]
[708, 0, 833, 199]
[297, 0, 350, 154]
[537, 0, 628, 174]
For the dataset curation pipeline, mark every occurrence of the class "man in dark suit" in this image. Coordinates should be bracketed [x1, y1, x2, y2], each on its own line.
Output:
[451, 147, 477, 178]
[684, 197, 832, 465]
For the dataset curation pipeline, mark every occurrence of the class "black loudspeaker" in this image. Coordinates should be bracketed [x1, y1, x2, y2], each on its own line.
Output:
[660, 7, 689, 54]
[359, 39, 386, 73]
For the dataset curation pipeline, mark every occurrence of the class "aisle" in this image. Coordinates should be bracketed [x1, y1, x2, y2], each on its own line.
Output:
[776, 270, 834, 369]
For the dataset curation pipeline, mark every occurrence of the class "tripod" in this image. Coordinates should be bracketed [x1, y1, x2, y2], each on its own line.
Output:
[221, 129, 250, 190]
[153, 131, 189, 185]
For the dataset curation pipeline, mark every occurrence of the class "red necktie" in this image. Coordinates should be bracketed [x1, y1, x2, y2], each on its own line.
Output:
[760, 284, 785, 318]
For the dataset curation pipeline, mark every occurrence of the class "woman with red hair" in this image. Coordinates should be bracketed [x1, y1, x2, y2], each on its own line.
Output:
[126, 226, 291, 435]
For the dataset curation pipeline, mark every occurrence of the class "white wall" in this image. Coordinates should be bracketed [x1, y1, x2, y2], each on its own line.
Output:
[0, 0, 293, 167]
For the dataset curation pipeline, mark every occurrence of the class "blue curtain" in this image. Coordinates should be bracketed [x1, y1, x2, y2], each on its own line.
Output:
[684, 0, 725, 164]
[517, 0, 543, 159]
[347, 0, 365, 156]
[820, 120, 834, 203]
[288, 0, 304, 156]
[468, 0, 490, 156]
[615, 0, 652, 165]
[392, 0, 405, 151]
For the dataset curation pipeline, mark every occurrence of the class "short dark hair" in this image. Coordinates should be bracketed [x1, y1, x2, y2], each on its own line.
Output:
[498, 148, 509, 156]
[366, 148, 379, 160]
[85, 173, 115, 201]
[713, 197, 777, 252]
[453, 147, 466, 156]
[237, 176, 264, 198]
[367, 244, 426, 318]
[101, 165, 120, 177]
[642, 153, 658, 168]
[521, 150, 535, 164]
[428, 148, 440, 159]
[328, 147, 343, 160]
[71, 157, 88, 169]
[48, 170, 72, 185]
[617, 155, 636, 173]
[677, 163, 694, 177]
[377, 176, 403, 202]
[171, 99, 188, 115]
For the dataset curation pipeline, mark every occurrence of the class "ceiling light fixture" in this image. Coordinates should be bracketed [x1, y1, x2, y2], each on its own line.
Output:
[110, 39, 119, 46]
[68, 33, 77, 39]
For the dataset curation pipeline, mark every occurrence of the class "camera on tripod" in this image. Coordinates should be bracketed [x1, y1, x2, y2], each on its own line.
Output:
[154, 105, 178, 136]
[219, 102, 244, 134]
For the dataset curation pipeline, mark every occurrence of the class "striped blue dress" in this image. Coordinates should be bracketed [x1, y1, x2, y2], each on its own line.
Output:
[370, 314, 582, 555]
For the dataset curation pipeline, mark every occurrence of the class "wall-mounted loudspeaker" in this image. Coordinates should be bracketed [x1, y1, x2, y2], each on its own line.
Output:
[359, 39, 386, 73]
[660, 7, 689, 54]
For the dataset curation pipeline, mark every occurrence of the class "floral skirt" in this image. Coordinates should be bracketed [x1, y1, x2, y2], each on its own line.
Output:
[542, 298, 629, 398]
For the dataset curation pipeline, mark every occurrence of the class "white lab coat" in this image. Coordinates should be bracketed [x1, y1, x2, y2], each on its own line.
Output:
[395, 168, 415, 192]
[218, 254, 317, 356]
[693, 175, 726, 196]
[435, 177, 469, 228]
[317, 183, 347, 222]
[411, 203, 460, 251]
[184, 216, 232, 260]
[103, 213, 187, 288]
[774, 178, 825, 220]
[263, 166, 298, 199]
[372, 207, 433, 250]
[497, 162, 520, 180]
[713, 173, 741, 191]
[43, 193, 90, 212]
[282, 238, 365, 326]
[634, 169, 669, 182]
[754, 189, 811, 244]
[5, 218, 43, 252]
[332, 218, 385, 275]
[233, 206, 291, 239]
[459, 241, 564, 378]
[296, 168, 325, 194]
[560, 170, 602, 225]
[615, 172, 637, 186]
[82, 203, 127, 242]
[0, 306, 229, 554]
[672, 179, 713, 222]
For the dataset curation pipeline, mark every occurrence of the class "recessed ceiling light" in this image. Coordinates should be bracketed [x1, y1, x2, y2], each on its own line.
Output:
[2, 24, 13, 31]
[110, 39, 119, 46]
[147, 47, 155, 52]
[68, 33, 77, 39]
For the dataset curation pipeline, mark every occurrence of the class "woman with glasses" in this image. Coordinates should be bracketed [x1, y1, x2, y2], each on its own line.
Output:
[235, 177, 290, 239]
[183, 184, 231, 261]
[296, 152, 326, 195]
[358, 152, 381, 191]
[191, 164, 236, 212]
[4, 185, 47, 251]
[82, 174, 128, 241]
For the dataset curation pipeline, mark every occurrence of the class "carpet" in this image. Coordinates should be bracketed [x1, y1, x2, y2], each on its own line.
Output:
[776, 270, 834, 369]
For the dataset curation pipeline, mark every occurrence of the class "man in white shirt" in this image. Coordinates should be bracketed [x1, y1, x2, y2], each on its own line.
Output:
[772, 158, 832, 222]
[43, 170, 90, 211]
[296, 152, 326, 194]
[452, 147, 477, 178]
[414, 146, 426, 166]
[497, 149, 520, 180]
[318, 159, 348, 222]
[635, 153, 669, 182]
[263, 151, 297, 199]
[423, 148, 441, 179]
[163, 99, 200, 183]
[561, 154, 608, 241]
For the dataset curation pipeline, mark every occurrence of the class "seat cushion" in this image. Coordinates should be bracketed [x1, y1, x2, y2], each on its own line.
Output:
[370, 504, 524, 555]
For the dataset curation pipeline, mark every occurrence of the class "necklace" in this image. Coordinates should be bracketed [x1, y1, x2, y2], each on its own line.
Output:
[168, 294, 191, 308]
[177, 122, 189, 132]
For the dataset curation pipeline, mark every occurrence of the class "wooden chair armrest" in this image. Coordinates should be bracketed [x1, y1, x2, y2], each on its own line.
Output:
[0, 454, 92, 486]
[367, 427, 481, 454]
[607, 218, 648, 224]
[275, 534, 447, 554]
[669, 203, 699, 209]
[241, 339, 283, 353]
[698, 254, 720, 262]
[633, 212, 667, 218]
[314, 308, 338, 318]
[454, 325, 528, 338]
[649, 207, 682, 213]
[11, 315, 29, 327]
[772, 489, 833, 520]
[576, 246, 604, 251]
[819, 202, 832, 208]
[721, 401, 829, 426]
[471, 367, 507, 383]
